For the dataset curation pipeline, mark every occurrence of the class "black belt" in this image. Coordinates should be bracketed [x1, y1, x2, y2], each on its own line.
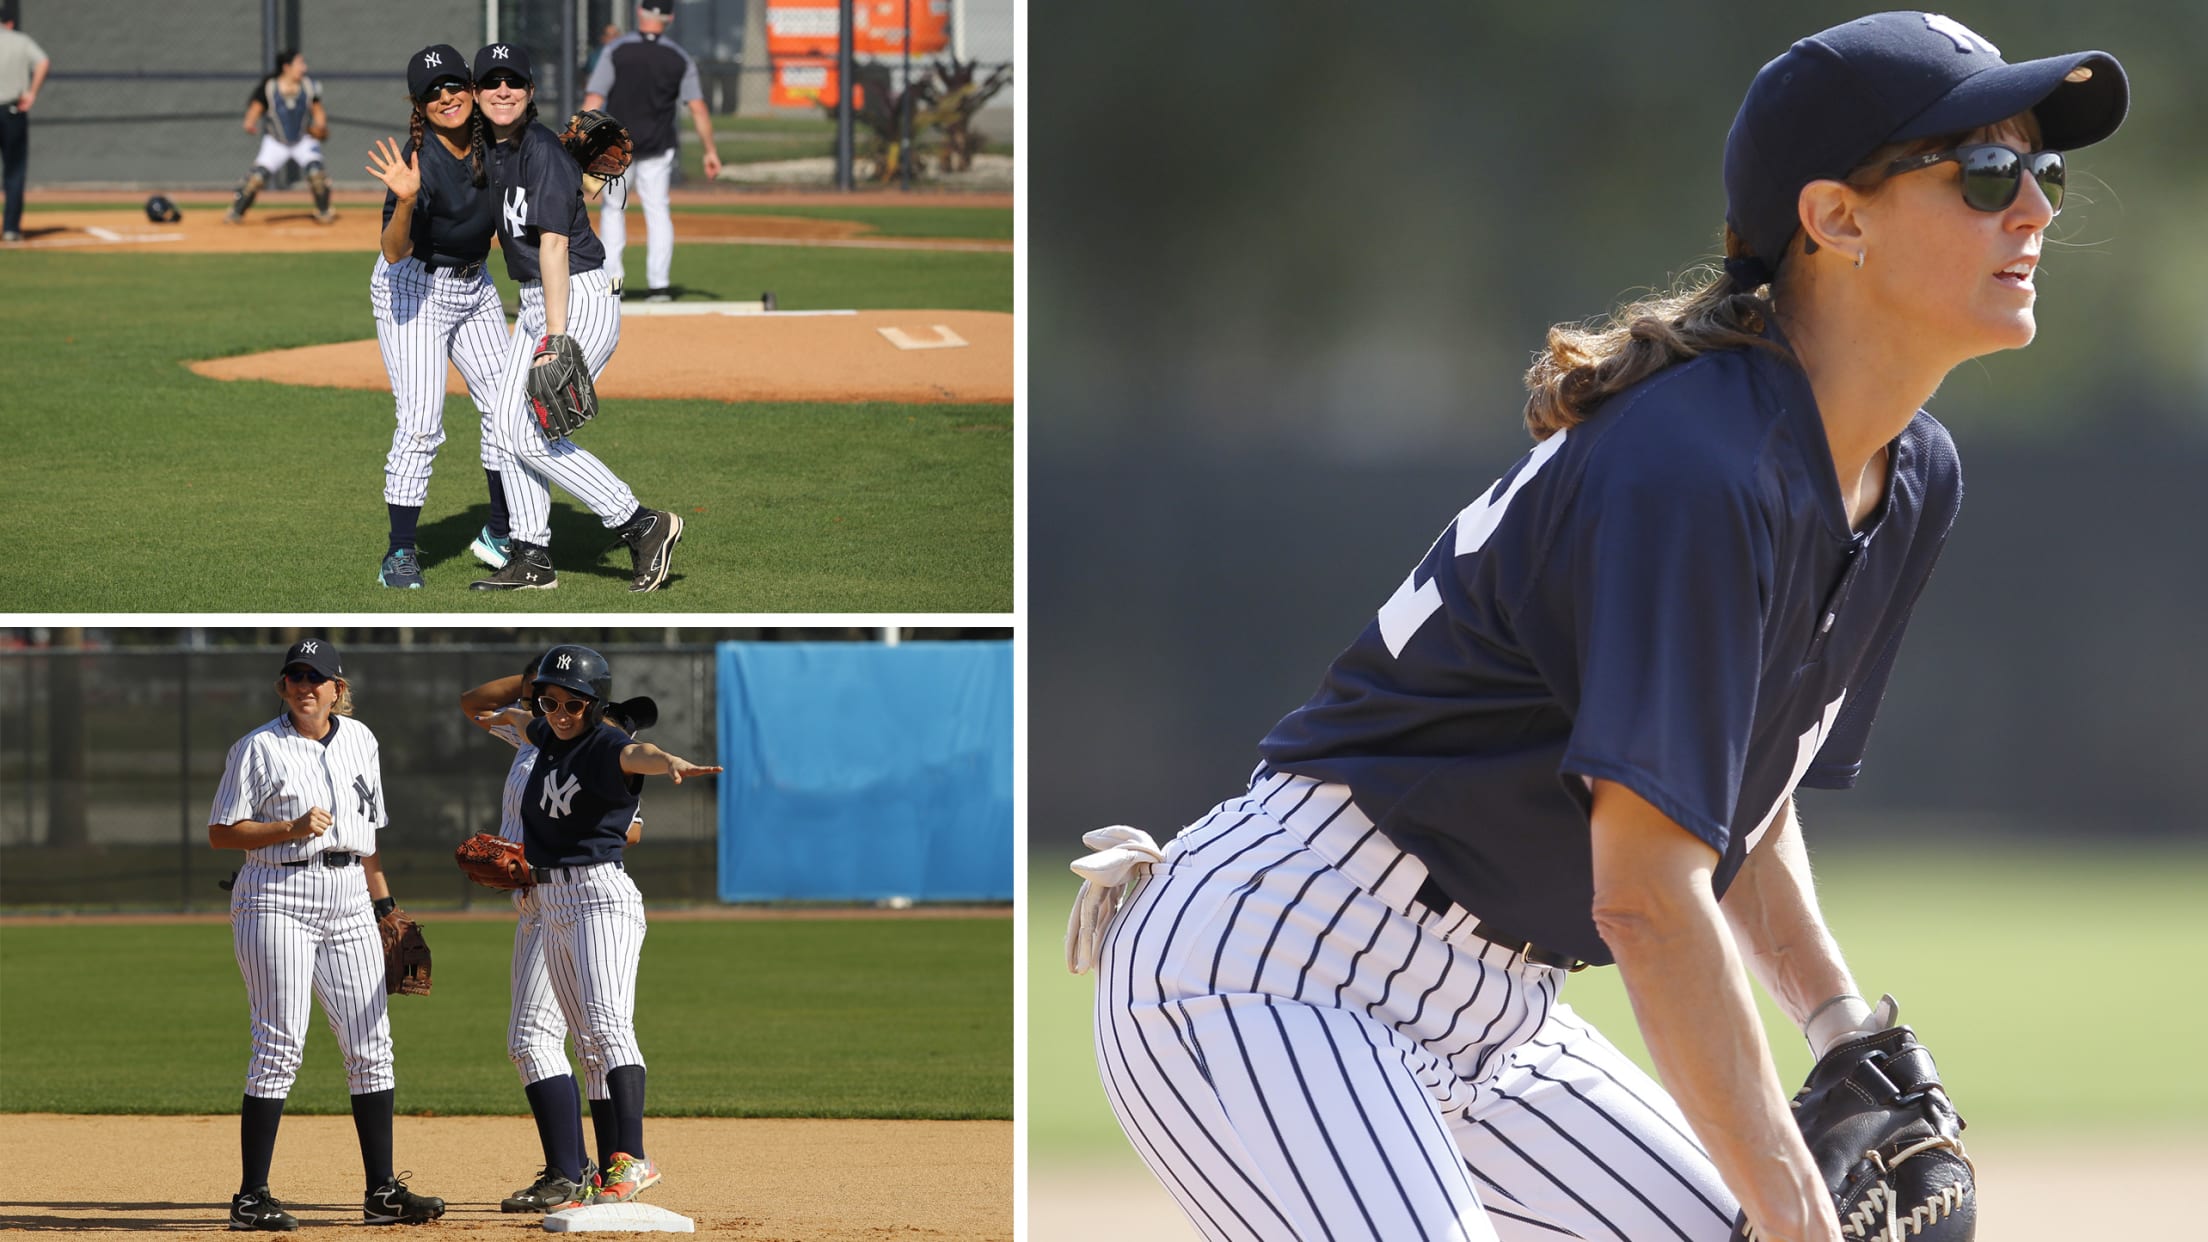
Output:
[1414, 877, 1585, 972]
[531, 860, 621, 884]
[424, 257, 486, 279]
[281, 851, 359, 869]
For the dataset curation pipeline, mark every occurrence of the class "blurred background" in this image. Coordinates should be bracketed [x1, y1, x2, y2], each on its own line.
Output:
[12, 0, 1014, 190]
[1030, 1, 2208, 1236]
[0, 625, 1011, 912]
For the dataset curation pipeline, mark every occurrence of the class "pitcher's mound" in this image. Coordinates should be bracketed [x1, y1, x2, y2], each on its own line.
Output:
[187, 310, 1011, 404]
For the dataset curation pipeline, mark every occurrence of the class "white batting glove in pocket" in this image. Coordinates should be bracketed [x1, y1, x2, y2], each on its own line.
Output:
[1065, 825, 1165, 975]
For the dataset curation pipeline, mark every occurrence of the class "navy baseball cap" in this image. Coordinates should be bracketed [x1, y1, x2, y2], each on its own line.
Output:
[279, 639, 342, 680]
[472, 41, 534, 85]
[408, 44, 471, 100]
[640, 0, 675, 16]
[1724, 11, 2128, 280]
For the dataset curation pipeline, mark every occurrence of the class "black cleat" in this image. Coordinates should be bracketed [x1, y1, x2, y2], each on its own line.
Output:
[501, 1161, 597, 1213]
[229, 1187, 298, 1232]
[364, 1173, 446, 1225]
[469, 541, 557, 590]
[618, 509, 684, 593]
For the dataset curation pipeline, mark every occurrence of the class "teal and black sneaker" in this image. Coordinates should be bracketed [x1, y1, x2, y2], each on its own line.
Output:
[469, 525, 513, 570]
[377, 547, 425, 590]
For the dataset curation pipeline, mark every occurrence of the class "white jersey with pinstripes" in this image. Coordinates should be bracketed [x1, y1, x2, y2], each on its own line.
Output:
[210, 714, 396, 1098]
[1096, 768, 1738, 1241]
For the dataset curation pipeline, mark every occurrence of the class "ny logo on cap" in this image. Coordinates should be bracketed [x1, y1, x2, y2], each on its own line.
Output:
[1923, 14, 1998, 56]
[301, 641, 319, 653]
[355, 775, 379, 820]
[492, 44, 511, 58]
[423, 51, 442, 67]
[557, 653, 573, 669]
[540, 769, 581, 818]
[504, 187, 528, 237]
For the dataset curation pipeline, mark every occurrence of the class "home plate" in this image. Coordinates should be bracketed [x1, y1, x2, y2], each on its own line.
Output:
[542, 1201, 695, 1231]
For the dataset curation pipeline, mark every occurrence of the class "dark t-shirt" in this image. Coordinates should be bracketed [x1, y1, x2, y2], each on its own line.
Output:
[380, 132, 497, 265]
[1259, 325, 1962, 966]
[593, 32, 700, 157]
[518, 719, 640, 867]
[485, 120, 607, 284]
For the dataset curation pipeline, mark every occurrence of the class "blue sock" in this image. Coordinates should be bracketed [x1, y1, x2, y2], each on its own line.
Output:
[350, 1088, 395, 1192]
[607, 1064, 646, 1160]
[589, 1098, 616, 1173]
[485, 470, 511, 539]
[240, 1093, 286, 1194]
[523, 1075, 588, 1182]
[386, 504, 421, 552]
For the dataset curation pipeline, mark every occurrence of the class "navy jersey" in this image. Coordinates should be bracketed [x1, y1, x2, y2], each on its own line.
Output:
[518, 718, 640, 867]
[586, 31, 704, 157]
[485, 121, 607, 283]
[1259, 327, 1962, 966]
[251, 76, 322, 143]
[380, 133, 498, 264]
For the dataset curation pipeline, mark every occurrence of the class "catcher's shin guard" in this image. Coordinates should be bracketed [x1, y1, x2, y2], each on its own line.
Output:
[231, 168, 267, 219]
[307, 163, 332, 217]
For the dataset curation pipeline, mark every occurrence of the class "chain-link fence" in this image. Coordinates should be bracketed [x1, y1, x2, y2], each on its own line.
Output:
[0, 634, 1005, 913]
[19, 0, 1012, 191]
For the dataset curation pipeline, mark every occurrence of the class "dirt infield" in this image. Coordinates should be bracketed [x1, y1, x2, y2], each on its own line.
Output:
[1, 207, 1010, 254]
[186, 309, 1012, 404]
[0, 1114, 1009, 1239]
[1028, 1134, 2208, 1239]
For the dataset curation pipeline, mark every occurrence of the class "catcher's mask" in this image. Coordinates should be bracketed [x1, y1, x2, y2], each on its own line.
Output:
[533, 644, 612, 727]
[145, 194, 182, 223]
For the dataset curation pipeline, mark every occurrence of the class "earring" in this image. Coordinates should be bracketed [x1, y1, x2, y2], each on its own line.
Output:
[1855, 249, 1866, 269]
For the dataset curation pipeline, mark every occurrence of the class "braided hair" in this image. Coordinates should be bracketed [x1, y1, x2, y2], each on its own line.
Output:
[469, 108, 488, 187]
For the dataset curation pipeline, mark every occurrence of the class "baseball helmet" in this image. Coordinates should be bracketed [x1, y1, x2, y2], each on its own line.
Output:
[145, 194, 182, 223]
[533, 644, 613, 708]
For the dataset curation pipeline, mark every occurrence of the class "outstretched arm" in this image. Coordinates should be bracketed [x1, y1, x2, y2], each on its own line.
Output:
[461, 672, 528, 726]
[619, 742, 722, 783]
[1589, 779, 1841, 1242]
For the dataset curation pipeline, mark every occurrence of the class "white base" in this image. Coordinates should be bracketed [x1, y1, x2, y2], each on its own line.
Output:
[541, 1201, 696, 1232]
[619, 302, 859, 318]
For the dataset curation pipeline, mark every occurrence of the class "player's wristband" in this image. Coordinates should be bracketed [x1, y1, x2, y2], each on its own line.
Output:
[374, 896, 397, 920]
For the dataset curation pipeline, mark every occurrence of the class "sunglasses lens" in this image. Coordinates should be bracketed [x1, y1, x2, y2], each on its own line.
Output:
[2029, 151, 2065, 214]
[1959, 146, 2022, 212]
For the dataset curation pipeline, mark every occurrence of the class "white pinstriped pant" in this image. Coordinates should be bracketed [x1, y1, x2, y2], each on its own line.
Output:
[1095, 771, 1737, 1241]
[531, 862, 648, 1084]
[493, 270, 639, 547]
[370, 254, 512, 508]
[508, 885, 610, 1095]
[599, 149, 677, 292]
[229, 859, 395, 1097]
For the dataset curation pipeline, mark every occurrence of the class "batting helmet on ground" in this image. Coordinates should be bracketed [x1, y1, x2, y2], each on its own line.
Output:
[145, 194, 182, 223]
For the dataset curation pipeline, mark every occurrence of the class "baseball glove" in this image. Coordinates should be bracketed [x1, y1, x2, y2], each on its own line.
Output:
[525, 334, 596, 440]
[561, 108, 633, 197]
[1732, 1006, 1974, 1242]
[379, 906, 432, 997]
[455, 832, 535, 891]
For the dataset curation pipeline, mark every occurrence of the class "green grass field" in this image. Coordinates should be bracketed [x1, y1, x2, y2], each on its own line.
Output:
[0, 207, 1011, 612]
[0, 916, 1010, 1119]
[1030, 842, 2208, 1154]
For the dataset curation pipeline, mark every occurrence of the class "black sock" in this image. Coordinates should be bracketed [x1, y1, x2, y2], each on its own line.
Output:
[350, 1088, 395, 1192]
[588, 1098, 617, 1172]
[240, 1094, 286, 1194]
[523, 1075, 588, 1182]
[617, 504, 644, 532]
[606, 1064, 646, 1160]
[387, 504, 422, 552]
[485, 470, 511, 539]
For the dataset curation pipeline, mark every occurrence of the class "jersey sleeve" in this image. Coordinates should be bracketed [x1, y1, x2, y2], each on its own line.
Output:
[308, 77, 323, 104]
[523, 132, 586, 237]
[244, 80, 268, 109]
[677, 47, 704, 105]
[585, 45, 618, 97]
[208, 735, 265, 827]
[579, 726, 637, 801]
[1556, 432, 1776, 853]
[365, 737, 389, 830]
[484, 705, 529, 750]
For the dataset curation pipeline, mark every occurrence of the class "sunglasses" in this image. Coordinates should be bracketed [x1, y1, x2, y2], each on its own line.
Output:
[1884, 144, 2065, 215]
[477, 73, 530, 90]
[535, 695, 593, 716]
[418, 81, 470, 103]
[282, 668, 330, 686]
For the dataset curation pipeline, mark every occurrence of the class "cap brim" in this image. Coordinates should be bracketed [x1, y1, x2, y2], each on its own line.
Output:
[1892, 50, 2127, 151]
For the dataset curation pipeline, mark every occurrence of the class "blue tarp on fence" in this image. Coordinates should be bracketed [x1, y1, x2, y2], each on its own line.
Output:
[715, 642, 1013, 902]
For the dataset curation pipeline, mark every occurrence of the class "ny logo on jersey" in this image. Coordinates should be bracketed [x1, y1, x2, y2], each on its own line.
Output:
[540, 769, 582, 819]
[557, 653, 573, 669]
[422, 51, 443, 67]
[354, 775, 378, 820]
[492, 45, 511, 58]
[504, 187, 529, 238]
[1922, 14, 1998, 55]
[300, 641, 319, 654]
